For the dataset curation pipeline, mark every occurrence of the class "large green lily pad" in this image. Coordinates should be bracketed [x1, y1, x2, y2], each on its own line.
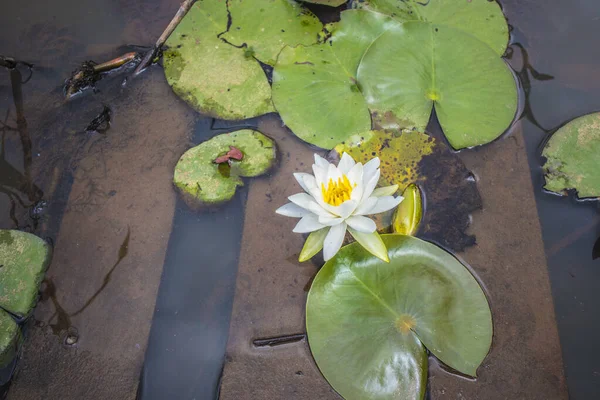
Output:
[174, 129, 276, 207]
[358, 20, 518, 149]
[0, 230, 51, 317]
[272, 10, 397, 149]
[273, 10, 517, 149]
[306, 234, 492, 400]
[334, 130, 482, 251]
[222, 0, 323, 66]
[163, 0, 274, 120]
[354, 0, 509, 56]
[0, 309, 20, 368]
[542, 112, 600, 199]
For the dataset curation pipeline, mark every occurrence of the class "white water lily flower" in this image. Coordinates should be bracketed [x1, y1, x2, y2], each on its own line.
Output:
[276, 153, 403, 262]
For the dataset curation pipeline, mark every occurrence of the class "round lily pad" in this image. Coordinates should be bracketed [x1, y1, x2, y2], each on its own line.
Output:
[0, 309, 20, 369]
[272, 10, 395, 149]
[542, 112, 600, 199]
[306, 234, 492, 400]
[0, 230, 51, 317]
[163, 0, 274, 120]
[358, 20, 518, 149]
[222, 0, 323, 66]
[173, 129, 276, 207]
[355, 0, 509, 56]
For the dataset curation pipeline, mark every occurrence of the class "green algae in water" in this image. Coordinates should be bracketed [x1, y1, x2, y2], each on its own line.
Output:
[173, 129, 276, 207]
[542, 112, 600, 199]
[0, 230, 51, 317]
[0, 309, 20, 369]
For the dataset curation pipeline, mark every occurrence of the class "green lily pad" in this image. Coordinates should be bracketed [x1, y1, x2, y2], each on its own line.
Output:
[222, 0, 323, 66]
[358, 20, 517, 149]
[0, 309, 20, 368]
[163, 0, 274, 120]
[354, 0, 509, 56]
[542, 112, 600, 199]
[0, 230, 51, 317]
[306, 234, 492, 400]
[334, 130, 482, 251]
[173, 129, 276, 207]
[272, 10, 396, 149]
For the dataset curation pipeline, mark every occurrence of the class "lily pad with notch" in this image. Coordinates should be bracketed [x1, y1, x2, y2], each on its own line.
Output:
[354, 0, 509, 56]
[306, 234, 493, 400]
[222, 0, 323, 66]
[334, 130, 482, 251]
[0, 230, 52, 317]
[163, 0, 274, 120]
[173, 129, 276, 207]
[542, 112, 600, 199]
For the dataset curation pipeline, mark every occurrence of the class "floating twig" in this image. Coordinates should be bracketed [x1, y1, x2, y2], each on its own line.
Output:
[132, 0, 197, 78]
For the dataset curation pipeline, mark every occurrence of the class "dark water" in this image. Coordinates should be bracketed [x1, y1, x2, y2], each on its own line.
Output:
[0, 0, 599, 399]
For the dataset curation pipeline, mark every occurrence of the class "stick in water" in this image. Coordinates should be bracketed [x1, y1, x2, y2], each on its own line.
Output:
[132, 0, 197, 77]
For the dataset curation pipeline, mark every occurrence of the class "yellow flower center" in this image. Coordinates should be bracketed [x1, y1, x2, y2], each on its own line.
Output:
[321, 175, 355, 206]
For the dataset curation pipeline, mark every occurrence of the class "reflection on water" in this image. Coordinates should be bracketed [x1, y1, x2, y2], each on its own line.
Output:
[0, 0, 598, 399]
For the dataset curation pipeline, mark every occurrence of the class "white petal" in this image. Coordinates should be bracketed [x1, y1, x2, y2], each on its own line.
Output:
[369, 196, 404, 214]
[350, 180, 364, 202]
[362, 169, 381, 200]
[302, 173, 318, 191]
[293, 173, 313, 193]
[346, 162, 363, 187]
[363, 158, 380, 183]
[372, 184, 399, 197]
[276, 203, 310, 218]
[312, 164, 327, 187]
[336, 200, 358, 219]
[314, 154, 330, 169]
[326, 162, 342, 183]
[288, 193, 318, 210]
[318, 214, 344, 226]
[338, 152, 356, 174]
[346, 215, 377, 233]
[354, 196, 378, 216]
[293, 214, 326, 233]
[309, 201, 334, 218]
[323, 222, 347, 261]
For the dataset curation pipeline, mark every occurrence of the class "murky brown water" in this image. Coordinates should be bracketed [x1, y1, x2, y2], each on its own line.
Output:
[0, 0, 599, 399]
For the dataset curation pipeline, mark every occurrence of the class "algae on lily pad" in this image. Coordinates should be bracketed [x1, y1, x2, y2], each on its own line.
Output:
[334, 130, 482, 251]
[0, 310, 20, 368]
[0, 230, 51, 317]
[222, 0, 323, 66]
[174, 129, 276, 207]
[354, 0, 509, 56]
[163, 0, 274, 120]
[306, 234, 492, 400]
[542, 112, 600, 199]
[358, 20, 518, 149]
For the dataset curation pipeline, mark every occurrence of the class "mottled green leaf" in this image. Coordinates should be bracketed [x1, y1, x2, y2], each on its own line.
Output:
[222, 0, 322, 66]
[358, 20, 517, 149]
[174, 129, 276, 207]
[0, 230, 51, 317]
[355, 0, 509, 56]
[542, 112, 600, 199]
[163, 0, 274, 120]
[306, 235, 492, 399]
[0, 309, 20, 368]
